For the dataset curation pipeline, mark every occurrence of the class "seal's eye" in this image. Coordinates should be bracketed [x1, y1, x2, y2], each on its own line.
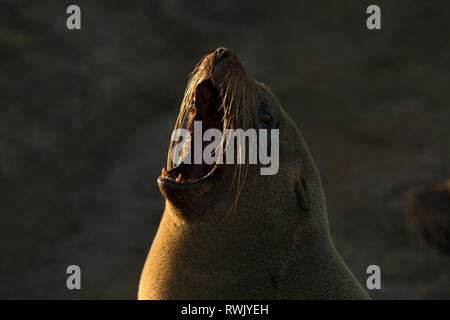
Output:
[260, 109, 273, 126]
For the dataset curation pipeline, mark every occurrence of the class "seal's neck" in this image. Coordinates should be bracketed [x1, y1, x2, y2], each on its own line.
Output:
[157, 202, 338, 299]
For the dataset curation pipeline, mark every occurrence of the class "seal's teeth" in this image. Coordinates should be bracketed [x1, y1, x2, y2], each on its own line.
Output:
[162, 168, 167, 178]
[176, 173, 182, 183]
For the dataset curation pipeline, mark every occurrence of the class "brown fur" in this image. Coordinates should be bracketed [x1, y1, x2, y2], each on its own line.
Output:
[138, 48, 370, 299]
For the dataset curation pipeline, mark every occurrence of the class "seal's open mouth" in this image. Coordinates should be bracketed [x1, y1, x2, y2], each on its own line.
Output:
[159, 79, 225, 188]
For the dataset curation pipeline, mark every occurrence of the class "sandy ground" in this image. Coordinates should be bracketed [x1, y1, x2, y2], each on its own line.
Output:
[0, 1, 449, 299]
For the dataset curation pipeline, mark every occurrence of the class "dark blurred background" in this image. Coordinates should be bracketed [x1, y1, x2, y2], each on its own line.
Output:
[0, 0, 449, 299]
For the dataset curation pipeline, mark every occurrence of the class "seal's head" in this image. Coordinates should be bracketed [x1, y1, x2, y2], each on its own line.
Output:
[158, 47, 326, 228]
[141, 48, 370, 299]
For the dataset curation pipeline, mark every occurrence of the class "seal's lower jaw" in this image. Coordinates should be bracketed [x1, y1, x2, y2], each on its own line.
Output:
[157, 163, 222, 195]
[158, 159, 227, 219]
[157, 165, 221, 215]
[158, 164, 223, 215]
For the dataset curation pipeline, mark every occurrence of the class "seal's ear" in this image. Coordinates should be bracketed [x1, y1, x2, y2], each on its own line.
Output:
[294, 177, 309, 211]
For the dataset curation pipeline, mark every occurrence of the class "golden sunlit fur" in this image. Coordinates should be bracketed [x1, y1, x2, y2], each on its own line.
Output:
[139, 48, 370, 300]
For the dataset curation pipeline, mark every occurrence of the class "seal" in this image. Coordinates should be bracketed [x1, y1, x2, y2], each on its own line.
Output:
[138, 48, 370, 299]
[405, 179, 450, 254]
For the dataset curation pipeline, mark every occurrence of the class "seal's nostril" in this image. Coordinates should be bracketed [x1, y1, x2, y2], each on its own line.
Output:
[215, 48, 233, 64]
